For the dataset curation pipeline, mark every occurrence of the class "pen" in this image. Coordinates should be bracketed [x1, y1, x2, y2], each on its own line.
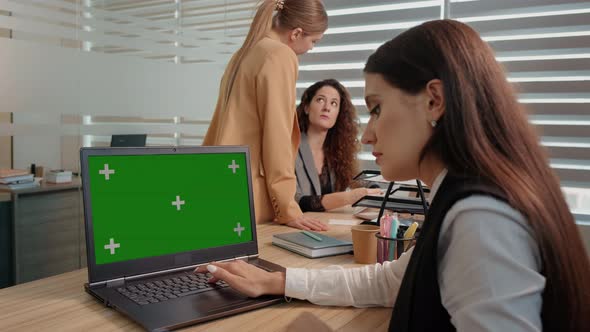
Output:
[403, 222, 419, 251]
[302, 230, 323, 242]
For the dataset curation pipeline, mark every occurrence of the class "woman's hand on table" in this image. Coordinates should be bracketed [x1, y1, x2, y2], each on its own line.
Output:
[194, 260, 286, 297]
[348, 187, 383, 204]
[286, 214, 329, 231]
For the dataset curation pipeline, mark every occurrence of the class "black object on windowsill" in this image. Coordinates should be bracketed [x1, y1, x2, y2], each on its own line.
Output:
[110, 134, 147, 147]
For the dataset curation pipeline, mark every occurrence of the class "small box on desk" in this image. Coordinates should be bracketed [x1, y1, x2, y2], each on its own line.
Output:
[45, 170, 73, 183]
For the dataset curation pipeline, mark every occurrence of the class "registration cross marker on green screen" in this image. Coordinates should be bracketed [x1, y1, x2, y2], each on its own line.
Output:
[88, 153, 253, 265]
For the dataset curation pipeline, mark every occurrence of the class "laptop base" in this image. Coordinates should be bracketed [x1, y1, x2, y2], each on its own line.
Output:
[86, 257, 284, 332]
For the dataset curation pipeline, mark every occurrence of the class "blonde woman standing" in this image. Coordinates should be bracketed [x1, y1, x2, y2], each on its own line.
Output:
[204, 0, 328, 231]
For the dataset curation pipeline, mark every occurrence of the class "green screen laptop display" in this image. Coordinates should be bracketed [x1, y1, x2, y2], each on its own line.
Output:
[87, 153, 253, 265]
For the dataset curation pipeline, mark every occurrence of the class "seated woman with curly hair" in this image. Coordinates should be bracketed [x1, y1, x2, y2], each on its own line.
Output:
[295, 79, 381, 213]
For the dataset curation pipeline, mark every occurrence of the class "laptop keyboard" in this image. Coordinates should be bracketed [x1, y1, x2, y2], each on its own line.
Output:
[116, 271, 229, 306]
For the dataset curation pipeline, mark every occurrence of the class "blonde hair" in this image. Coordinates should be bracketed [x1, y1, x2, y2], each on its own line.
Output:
[219, 0, 328, 112]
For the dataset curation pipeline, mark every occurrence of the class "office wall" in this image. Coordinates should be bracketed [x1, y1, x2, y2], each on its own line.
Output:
[0, 10, 8, 37]
[0, 11, 10, 168]
[0, 113, 11, 169]
[1, 1, 237, 172]
[2, 1, 589, 252]
[4, 41, 224, 171]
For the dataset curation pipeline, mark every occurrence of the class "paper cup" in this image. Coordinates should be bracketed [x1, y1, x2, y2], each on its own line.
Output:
[351, 225, 380, 264]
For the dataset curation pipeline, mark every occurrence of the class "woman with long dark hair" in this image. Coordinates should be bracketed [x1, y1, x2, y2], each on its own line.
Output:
[295, 79, 381, 212]
[198, 20, 590, 331]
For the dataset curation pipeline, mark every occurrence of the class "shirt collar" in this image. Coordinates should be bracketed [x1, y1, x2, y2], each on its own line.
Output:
[427, 168, 448, 203]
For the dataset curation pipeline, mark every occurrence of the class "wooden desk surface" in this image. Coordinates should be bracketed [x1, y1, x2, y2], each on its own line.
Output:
[0, 209, 392, 332]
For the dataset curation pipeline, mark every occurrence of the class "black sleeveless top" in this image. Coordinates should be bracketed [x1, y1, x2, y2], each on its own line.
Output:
[389, 174, 508, 332]
[298, 163, 333, 212]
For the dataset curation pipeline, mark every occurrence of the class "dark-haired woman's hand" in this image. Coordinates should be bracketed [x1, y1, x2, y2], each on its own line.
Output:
[348, 188, 383, 204]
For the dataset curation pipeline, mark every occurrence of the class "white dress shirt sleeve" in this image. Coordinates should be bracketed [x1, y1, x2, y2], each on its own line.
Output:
[438, 196, 544, 332]
[284, 195, 545, 332]
[285, 246, 412, 307]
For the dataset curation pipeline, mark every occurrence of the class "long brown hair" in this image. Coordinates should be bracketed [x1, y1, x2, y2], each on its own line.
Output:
[220, 0, 328, 113]
[364, 19, 590, 331]
[296, 79, 360, 191]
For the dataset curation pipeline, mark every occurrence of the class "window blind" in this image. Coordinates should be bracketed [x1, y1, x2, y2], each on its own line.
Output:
[449, 0, 590, 219]
[1, 0, 588, 220]
[298, 0, 443, 170]
[0, 0, 257, 171]
[296, 0, 590, 220]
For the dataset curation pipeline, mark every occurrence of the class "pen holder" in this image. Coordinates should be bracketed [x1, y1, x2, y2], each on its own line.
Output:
[375, 232, 416, 263]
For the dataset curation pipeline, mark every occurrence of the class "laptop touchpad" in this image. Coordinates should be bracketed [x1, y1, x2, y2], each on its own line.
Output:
[192, 288, 249, 311]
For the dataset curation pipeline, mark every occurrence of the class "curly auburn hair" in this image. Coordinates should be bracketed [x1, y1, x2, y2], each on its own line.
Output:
[296, 79, 360, 191]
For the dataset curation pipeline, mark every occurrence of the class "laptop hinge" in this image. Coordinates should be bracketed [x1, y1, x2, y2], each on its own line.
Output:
[105, 277, 126, 288]
[90, 254, 260, 288]
[228, 254, 258, 262]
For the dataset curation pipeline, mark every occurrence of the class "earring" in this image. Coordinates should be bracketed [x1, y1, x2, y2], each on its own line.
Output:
[430, 120, 437, 128]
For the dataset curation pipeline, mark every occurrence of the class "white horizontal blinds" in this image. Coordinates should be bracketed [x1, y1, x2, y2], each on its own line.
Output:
[297, 0, 589, 218]
[88, 0, 255, 64]
[0, 0, 254, 63]
[450, 0, 590, 190]
[0, 0, 257, 171]
[449, 0, 590, 218]
[76, 0, 257, 148]
[297, 0, 443, 170]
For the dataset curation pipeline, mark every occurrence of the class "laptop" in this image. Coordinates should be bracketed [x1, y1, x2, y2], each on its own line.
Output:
[80, 146, 285, 332]
[110, 134, 147, 147]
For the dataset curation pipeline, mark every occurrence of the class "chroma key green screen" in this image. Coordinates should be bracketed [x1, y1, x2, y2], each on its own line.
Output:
[87, 153, 253, 265]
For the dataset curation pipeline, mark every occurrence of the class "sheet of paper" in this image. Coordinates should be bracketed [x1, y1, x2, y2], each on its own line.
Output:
[328, 219, 359, 225]
[363, 175, 387, 183]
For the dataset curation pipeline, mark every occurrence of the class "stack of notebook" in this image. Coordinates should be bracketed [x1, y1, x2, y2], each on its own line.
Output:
[272, 231, 353, 258]
[0, 169, 39, 190]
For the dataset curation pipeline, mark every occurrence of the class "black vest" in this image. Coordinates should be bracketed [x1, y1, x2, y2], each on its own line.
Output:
[389, 174, 507, 332]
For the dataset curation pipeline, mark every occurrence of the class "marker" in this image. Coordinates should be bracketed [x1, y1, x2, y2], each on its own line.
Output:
[403, 222, 419, 251]
[389, 214, 399, 260]
[302, 230, 322, 242]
